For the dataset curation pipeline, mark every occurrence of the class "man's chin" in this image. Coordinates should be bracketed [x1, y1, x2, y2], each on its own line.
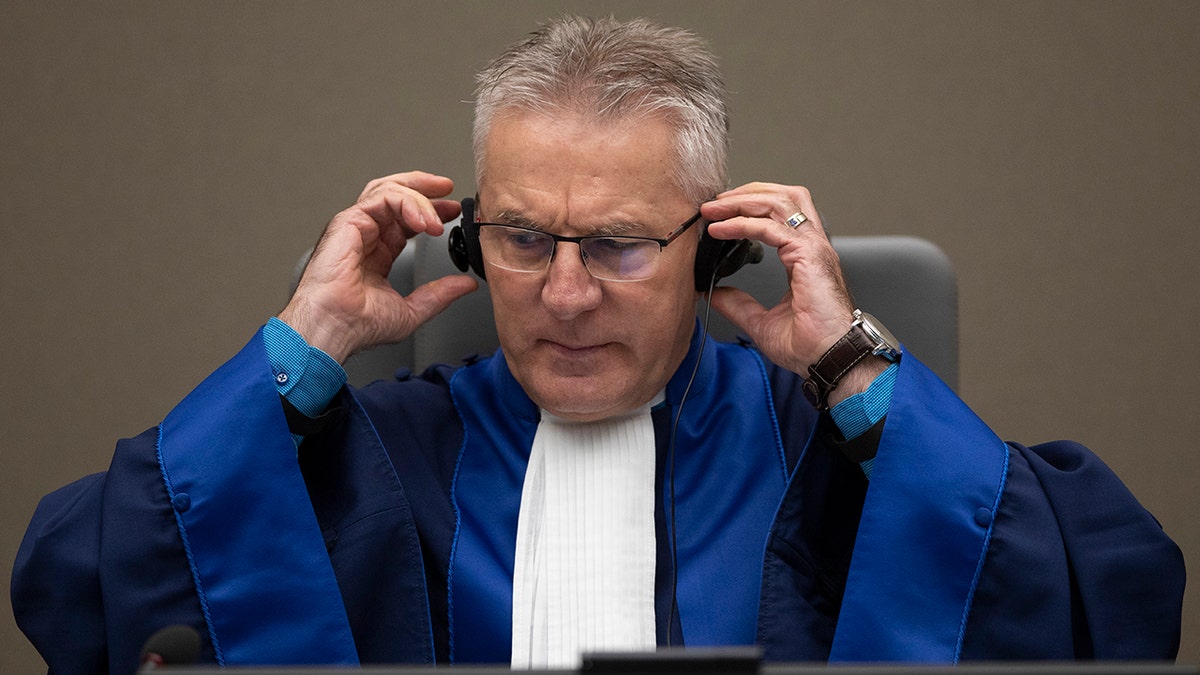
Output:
[536, 396, 623, 423]
[528, 380, 641, 423]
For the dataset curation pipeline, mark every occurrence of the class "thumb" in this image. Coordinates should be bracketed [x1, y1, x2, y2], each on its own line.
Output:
[708, 286, 768, 342]
[404, 275, 480, 327]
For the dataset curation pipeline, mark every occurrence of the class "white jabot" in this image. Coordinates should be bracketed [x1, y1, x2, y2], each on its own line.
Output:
[510, 396, 661, 669]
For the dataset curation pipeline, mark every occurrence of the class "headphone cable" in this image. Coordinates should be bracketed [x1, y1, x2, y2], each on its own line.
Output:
[664, 272, 720, 647]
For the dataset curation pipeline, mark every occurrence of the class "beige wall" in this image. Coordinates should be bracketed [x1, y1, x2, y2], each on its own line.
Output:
[3, 1, 1196, 668]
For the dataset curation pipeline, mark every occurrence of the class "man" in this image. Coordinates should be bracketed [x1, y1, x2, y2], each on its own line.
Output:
[13, 15, 1184, 673]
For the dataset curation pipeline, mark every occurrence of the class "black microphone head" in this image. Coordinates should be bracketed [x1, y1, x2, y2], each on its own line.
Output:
[139, 624, 201, 668]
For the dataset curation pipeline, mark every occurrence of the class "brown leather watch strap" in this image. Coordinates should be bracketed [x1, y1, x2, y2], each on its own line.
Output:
[802, 325, 876, 410]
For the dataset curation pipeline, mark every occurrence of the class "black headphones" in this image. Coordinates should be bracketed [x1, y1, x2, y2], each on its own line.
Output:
[448, 197, 762, 291]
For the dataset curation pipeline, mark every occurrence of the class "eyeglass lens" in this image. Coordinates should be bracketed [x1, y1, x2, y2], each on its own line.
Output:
[478, 225, 662, 282]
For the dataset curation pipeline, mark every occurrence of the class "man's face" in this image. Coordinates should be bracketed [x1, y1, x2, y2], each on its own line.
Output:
[478, 113, 701, 422]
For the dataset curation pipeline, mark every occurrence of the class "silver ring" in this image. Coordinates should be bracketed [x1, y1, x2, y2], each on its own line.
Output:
[785, 211, 808, 228]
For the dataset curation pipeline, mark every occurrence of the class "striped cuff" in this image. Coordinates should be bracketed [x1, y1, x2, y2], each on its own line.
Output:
[263, 317, 347, 418]
[829, 363, 898, 480]
[829, 363, 898, 440]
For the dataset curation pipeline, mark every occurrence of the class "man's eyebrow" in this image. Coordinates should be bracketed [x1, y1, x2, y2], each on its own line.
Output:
[491, 210, 542, 230]
[592, 221, 642, 236]
[490, 209, 646, 236]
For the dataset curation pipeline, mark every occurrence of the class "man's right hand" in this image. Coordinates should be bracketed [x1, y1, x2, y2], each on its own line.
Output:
[277, 172, 479, 363]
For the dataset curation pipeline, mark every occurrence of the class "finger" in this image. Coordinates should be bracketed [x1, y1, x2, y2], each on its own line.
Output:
[715, 181, 792, 198]
[356, 188, 441, 241]
[358, 172, 456, 232]
[707, 285, 770, 340]
[359, 171, 455, 201]
[432, 198, 463, 224]
[706, 184, 822, 228]
[702, 214, 800, 250]
[701, 211, 825, 253]
[705, 191, 818, 226]
[307, 204, 404, 283]
[403, 274, 480, 328]
[715, 182, 815, 212]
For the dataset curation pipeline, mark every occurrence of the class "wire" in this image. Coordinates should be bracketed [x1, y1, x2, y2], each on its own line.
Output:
[664, 271, 720, 647]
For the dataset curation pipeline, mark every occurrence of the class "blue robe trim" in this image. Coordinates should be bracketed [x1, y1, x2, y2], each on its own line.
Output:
[446, 327, 788, 663]
[444, 351, 537, 662]
[830, 354, 1009, 662]
[156, 331, 359, 665]
[664, 342, 789, 647]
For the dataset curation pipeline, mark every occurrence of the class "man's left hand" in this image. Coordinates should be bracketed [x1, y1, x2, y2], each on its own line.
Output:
[701, 182, 887, 402]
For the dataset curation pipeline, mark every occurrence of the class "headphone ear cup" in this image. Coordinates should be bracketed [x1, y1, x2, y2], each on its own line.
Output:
[448, 225, 473, 273]
[712, 239, 763, 282]
[693, 228, 762, 291]
[450, 197, 488, 280]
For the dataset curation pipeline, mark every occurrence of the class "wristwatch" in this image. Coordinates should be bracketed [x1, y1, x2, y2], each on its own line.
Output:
[802, 309, 901, 411]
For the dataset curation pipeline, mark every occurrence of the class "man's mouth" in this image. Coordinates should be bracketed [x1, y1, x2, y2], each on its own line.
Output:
[542, 340, 610, 357]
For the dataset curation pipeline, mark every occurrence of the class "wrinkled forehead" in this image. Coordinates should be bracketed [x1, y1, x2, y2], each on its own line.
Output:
[476, 112, 695, 234]
[476, 107, 691, 198]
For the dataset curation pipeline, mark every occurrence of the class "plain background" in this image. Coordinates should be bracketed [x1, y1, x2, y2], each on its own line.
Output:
[2, 1, 1196, 669]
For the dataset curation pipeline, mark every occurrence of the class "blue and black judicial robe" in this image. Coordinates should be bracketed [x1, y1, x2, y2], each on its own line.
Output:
[12, 327, 1185, 673]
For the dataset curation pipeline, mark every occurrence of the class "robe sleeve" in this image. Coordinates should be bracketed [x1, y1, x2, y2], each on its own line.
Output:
[957, 440, 1185, 659]
[12, 330, 361, 672]
[13, 472, 113, 674]
[828, 353, 1184, 661]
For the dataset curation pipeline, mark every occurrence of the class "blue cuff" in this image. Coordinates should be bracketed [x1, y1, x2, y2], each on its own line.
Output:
[829, 363, 898, 438]
[829, 362, 898, 479]
[263, 317, 347, 418]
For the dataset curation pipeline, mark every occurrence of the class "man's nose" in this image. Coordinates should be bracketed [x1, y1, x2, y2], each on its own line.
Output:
[541, 242, 603, 319]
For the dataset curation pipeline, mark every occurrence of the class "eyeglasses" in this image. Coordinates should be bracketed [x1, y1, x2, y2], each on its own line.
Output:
[472, 212, 704, 282]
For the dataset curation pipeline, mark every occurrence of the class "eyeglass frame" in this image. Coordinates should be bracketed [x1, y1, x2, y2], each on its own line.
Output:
[466, 210, 705, 282]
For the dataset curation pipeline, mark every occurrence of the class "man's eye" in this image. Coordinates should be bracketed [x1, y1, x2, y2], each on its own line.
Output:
[590, 237, 645, 253]
[505, 231, 548, 248]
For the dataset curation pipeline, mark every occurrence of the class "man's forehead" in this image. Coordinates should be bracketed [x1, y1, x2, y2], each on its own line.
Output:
[480, 115, 681, 181]
[476, 113, 692, 231]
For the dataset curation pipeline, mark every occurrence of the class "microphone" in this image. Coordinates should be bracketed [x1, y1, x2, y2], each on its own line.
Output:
[139, 624, 201, 670]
